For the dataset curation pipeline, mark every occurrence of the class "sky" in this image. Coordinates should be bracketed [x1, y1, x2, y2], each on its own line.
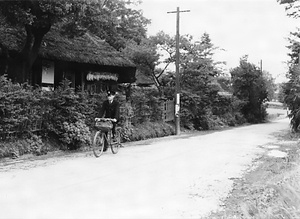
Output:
[135, 0, 299, 83]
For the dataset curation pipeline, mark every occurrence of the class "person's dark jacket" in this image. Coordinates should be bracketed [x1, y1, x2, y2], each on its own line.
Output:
[99, 100, 120, 122]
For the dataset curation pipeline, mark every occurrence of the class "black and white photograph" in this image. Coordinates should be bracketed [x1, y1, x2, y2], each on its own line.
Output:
[0, 0, 300, 218]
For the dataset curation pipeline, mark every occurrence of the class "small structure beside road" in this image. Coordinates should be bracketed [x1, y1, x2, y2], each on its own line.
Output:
[0, 25, 136, 92]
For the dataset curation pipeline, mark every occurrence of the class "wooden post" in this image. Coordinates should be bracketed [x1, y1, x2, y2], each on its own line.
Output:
[167, 7, 190, 135]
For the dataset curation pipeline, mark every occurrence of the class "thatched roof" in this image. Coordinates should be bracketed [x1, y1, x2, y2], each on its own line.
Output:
[0, 25, 135, 68]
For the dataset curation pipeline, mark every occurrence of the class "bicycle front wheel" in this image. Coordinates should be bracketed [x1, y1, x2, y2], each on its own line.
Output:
[111, 129, 121, 154]
[93, 131, 105, 157]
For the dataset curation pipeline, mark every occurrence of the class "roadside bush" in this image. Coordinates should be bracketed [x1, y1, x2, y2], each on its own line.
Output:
[0, 75, 49, 135]
[179, 90, 246, 130]
[44, 80, 95, 150]
[0, 134, 49, 158]
[204, 112, 226, 130]
[120, 122, 175, 142]
[213, 95, 247, 127]
[0, 75, 179, 158]
[26, 134, 47, 155]
[61, 120, 92, 150]
[76, 91, 106, 128]
[130, 87, 163, 124]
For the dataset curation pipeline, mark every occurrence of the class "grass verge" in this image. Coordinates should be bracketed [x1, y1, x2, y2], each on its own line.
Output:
[208, 130, 300, 218]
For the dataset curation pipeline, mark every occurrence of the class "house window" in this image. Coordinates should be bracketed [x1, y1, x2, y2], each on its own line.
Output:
[42, 60, 54, 91]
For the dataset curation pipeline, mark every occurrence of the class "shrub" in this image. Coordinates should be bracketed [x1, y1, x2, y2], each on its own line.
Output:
[61, 120, 92, 150]
[43, 80, 95, 150]
[120, 122, 175, 142]
[130, 88, 163, 124]
[26, 134, 47, 155]
[0, 75, 49, 136]
[0, 134, 49, 158]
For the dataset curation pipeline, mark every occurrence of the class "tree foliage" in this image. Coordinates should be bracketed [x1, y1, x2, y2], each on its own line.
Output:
[79, 0, 150, 50]
[0, 0, 150, 83]
[148, 32, 223, 93]
[278, 0, 300, 131]
[278, 0, 300, 18]
[231, 56, 268, 123]
[158, 32, 244, 130]
[281, 62, 300, 131]
[121, 39, 160, 90]
[262, 71, 276, 101]
[0, 0, 82, 82]
[276, 21, 300, 130]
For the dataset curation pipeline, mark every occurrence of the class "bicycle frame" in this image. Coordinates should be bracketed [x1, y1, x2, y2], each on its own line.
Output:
[92, 125, 121, 157]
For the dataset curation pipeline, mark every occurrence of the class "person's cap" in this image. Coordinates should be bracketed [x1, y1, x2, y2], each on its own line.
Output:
[107, 90, 116, 96]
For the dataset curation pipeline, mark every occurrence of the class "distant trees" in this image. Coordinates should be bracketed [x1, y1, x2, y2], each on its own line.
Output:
[178, 33, 223, 129]
[231, 56, 268, 123]
[262, 71, 276, 101]
[150, 32, 245, 130]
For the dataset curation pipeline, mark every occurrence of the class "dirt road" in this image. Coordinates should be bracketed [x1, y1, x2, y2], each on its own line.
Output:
[0, 118, 289, 219]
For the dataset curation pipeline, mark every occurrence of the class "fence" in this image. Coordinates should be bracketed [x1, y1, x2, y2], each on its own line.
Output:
[119, 99, 175, 127]
[0, 119, 44, 140]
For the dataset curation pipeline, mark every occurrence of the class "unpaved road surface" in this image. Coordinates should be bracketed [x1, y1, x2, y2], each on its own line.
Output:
[0, 118, 289, 219]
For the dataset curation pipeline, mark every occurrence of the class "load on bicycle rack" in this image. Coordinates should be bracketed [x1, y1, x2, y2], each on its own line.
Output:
[93, 118, 121, 157]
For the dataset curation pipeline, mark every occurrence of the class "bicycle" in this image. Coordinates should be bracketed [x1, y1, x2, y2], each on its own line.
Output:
[93, 118, 121, 157]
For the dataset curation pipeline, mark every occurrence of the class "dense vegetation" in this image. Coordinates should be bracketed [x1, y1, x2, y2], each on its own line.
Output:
[0, 75, 175, 158]
[0, 0, 274, 158]
[278, 0, 300, 131]
[0, 0, 150, 83]
[231, 56, 268, 123]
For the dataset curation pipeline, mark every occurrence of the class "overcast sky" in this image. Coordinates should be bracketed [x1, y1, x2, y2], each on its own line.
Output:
[135, 0, 299, 83]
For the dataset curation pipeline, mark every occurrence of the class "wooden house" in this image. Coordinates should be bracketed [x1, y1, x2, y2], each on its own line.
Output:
[0, 25, 136, 92]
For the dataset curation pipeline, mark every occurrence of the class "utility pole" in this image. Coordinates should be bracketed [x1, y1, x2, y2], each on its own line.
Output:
[260, 59, 263, 73]
[167, 7, 190, 135]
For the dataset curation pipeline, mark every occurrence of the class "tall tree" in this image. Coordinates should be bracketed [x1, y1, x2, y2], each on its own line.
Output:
[275, 18, 300, 108]
[121, 39, 160, 90]
[149, 32, 222, 91]
[79, 0, 150, 50]
[277, 0, 300, 130]
[0, 0, 89, 83]
[152, 32, 226, 129]
[231, 56, 268, 123]
[148, 31, 176, 75]
[0, 0, 150, 83]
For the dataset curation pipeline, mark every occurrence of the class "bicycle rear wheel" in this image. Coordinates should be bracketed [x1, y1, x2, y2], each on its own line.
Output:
[93, 131, 105, 157]
[111, 129, 121, 154]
